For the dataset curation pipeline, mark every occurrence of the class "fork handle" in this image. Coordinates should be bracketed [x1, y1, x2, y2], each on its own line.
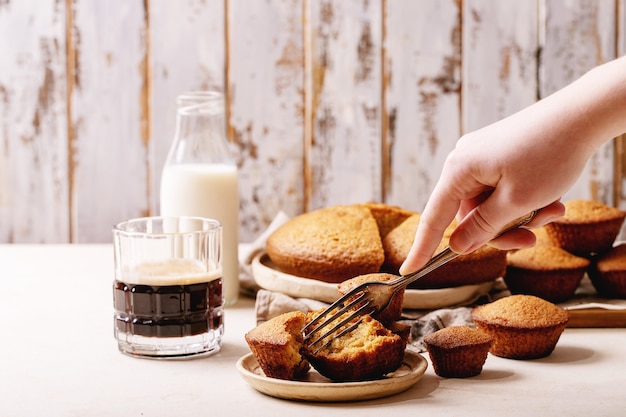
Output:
[391, 247, 458, 289]
[391, 210, 538, 290]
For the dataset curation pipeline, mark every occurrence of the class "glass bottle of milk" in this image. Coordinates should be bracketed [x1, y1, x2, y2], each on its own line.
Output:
[160, 91, 239, 306]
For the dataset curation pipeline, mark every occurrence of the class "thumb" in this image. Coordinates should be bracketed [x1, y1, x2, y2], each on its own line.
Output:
[448, 193, 529, 254]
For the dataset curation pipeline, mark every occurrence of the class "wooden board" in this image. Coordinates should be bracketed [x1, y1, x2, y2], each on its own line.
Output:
[567, 308, 626, 328]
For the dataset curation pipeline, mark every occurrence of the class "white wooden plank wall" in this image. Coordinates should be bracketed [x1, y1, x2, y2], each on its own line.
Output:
[0, 0, 69, 242]
[384, 0, 461, 210]
[71, 0, 149, 243]
[541, 0, 617, 204]
[228, 0, 305, 238]
[0, 0, 624, 244]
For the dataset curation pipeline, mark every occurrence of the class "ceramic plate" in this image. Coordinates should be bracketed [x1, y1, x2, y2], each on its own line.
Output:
[236, 350, 427, 402]
[252, 252, 494, 310]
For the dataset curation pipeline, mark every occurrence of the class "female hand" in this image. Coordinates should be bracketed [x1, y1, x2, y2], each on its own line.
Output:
[399, 56, 626, 276]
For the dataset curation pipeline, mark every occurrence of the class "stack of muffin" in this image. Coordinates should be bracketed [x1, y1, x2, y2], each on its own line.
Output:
[253, 200, 626, 380]
[504, 199, 626, 302]
[423, 200, 626, 378]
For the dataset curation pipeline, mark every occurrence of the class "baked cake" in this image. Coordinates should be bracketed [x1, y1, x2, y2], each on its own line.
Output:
[337, 272, 404, 323]
[362, 202, 416, 238]
[382, 214, 506, 288]
[471, 295, 569, 359]
[544, 199, 626, 257]
[588, 243, 626, 298]
[244, 311, 310, 380]
[423, 326, 493, 378]
[504, 245, 589, 303]
[266, 204, 385, 283]
[381, 213, 421, 272]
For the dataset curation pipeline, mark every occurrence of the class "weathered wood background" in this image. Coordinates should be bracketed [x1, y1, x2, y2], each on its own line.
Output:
[0, 0, 625, 244]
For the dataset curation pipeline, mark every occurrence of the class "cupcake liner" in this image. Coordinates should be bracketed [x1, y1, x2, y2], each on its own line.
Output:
[473, 321, 567, 360]
[504, 266, 586, 303]
[545, 217, 625, 257]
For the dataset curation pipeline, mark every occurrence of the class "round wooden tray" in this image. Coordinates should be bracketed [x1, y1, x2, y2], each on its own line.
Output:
[252, 252, 494, 310]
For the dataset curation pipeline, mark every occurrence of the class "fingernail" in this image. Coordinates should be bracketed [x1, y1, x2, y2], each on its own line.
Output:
[449, 228, 474, 254]
[544, 214, 564, 224]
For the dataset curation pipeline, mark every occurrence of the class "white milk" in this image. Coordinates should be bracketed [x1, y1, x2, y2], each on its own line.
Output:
[160, 163, 239, 305]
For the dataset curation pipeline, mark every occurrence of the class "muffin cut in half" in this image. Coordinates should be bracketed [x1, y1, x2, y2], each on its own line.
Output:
[471, 295, 569, 360]
[303, 311, 407, 382]
[245, 309, 407, 382]
[244, 311, 310, 380]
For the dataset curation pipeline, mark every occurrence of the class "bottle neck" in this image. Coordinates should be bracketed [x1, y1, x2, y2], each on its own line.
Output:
[167, 91, 233, 166]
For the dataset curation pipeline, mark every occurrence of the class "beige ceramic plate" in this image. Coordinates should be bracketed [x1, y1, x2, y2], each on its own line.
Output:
[252, 252, 494, 309]
[236, 350, 428, 402]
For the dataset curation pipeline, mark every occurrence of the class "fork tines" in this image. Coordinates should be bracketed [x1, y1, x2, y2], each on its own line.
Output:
[302, 285, 374, 352]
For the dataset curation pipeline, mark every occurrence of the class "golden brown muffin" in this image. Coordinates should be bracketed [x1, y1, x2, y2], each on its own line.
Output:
[337, 272, 404, 323]
[362, 202, 416, 239]
[244, 311, 310, 380]
[588, 243, 626, 298]
[504, 245, 589, 303]
[424, 326, 493, 378]
[303, 312, 406, 381]
[544, 199, 626, 257]
[382, 214, 506, 288]
[266, 204, 385, 283]
[471, 295, 569, 360]
[533, 226, 557, 246]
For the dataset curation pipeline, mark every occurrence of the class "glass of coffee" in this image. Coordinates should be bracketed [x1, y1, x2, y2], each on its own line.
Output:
[112, 216, 223, 359]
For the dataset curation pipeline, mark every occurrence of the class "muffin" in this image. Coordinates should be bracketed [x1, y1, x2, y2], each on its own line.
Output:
[424, 326, 493, 378]
[588, 243, 626, 298]
[532, 226, 557, 246]
[471, 295, 569, 359]
[303, 312, 406, 381]
[382, 214, 506, 288]
[544, 199, 626, 257]
[504, 245, 590, 303]
[266, 204, 385, 283]
[246, 308, 408, 382]
[244, 311, 310, 380]
[337, 272, 404, 323]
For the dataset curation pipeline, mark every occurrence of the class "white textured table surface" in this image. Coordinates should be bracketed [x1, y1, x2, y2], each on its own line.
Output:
[1, 244, 625, 416]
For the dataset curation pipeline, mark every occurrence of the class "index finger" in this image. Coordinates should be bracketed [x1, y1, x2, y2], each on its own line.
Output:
[398, 191, 461, 275]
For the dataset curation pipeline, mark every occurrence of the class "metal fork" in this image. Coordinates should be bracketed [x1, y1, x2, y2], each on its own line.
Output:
[302, 210, 538, 352]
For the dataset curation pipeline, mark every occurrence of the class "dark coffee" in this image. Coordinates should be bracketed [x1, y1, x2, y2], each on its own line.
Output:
[113, 278, 223, 338]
